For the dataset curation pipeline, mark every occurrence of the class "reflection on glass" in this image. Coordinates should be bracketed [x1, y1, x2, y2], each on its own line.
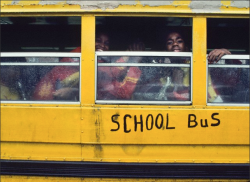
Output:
[33, 66, 79, 101]
[0, 57, 80, 101]
[208, 68, 249, 103]
[133, 67, 190, 101]
[212, 59, 249, 65]
[208, 58, 249, 104]
[25, 57, 80, 63]
[97, 56, 191, 102]
[0, 66, 23, 100]
[98, 56, 190, 64]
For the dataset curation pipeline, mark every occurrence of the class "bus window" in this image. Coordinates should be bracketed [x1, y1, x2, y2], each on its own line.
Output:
[0, 17, 81, 102]
[95, 16, 192, 105]
[96, 52, 192, 104]
[96, 17, 192, 104]
[207, 18, 249, 104]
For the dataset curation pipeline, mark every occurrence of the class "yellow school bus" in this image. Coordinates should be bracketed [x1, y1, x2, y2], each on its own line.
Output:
[1, 1, 249, 181]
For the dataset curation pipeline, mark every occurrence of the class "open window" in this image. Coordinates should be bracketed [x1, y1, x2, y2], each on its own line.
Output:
[95, 17, 192, 105]
[207, 18, 249, 105]
[0, 17, 81, 103]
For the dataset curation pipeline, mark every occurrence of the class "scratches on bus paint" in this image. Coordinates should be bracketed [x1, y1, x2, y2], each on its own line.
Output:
[94, 108, 103, 158]
[2, 0, 249, 11]
[121, 144, 144, 156]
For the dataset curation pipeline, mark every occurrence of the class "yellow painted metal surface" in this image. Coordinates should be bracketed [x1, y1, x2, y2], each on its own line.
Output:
[192, 17, 207, 106]
[1, 142, 82, 161]
[1, 107, 249, 145]
[0, 1, 249, 15]
[3, 142, 248, 163]
[1, 106, 249, 163]
[1, 107, 81, 143]
[81, 16, 95, 105]
[2, 176, 248, 182]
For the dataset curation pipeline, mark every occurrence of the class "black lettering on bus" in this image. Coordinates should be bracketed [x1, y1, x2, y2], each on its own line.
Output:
[146, 114, 154, 130]
[155, 114, 163, 129]
[211, 113, 220, 126]
[111, 114, 120, 131]
[188, 114, 198, 128]
[134, 115, 143, 132]
[166, 114, 175, 129]
[200, 119, 208, 127]
[124, 114, 132, 133]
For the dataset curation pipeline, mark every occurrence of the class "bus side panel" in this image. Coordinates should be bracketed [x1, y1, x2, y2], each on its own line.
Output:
[1, 107, 249, 163]
[2, 107, 248, 145]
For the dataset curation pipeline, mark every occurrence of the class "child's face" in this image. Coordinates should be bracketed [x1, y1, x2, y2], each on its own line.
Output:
[166, 32, 186, 52]
[95, 33, 110, 51]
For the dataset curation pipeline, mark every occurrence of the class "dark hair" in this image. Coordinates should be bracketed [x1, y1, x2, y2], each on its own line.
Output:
[166, 30, 185, 39]
[96, 25, 109, 38]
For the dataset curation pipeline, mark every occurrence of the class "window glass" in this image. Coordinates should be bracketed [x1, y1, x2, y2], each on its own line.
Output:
[207, 18, 249, 54]
[208, 57, 249, 104]
[95, 17, 192, 104]
[1, 17, 81, 52]
[96, 52, 192, 104]
[207, 18, 249, 104]
[1, 54, 80, 102]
